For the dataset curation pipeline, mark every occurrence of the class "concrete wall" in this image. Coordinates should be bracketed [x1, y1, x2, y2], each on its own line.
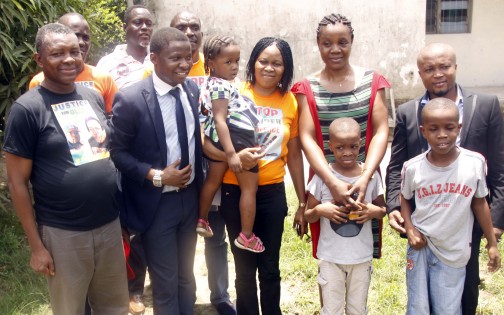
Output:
[426, 0, 504, 87]
[147, 0, 426, 101]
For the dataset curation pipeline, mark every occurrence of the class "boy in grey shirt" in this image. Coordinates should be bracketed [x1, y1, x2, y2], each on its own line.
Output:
[401, 98, 500, 315]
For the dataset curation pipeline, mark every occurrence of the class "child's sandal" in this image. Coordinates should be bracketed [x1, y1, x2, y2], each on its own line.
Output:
[196, 219, 213, 237]
[234, 232, 265, 253]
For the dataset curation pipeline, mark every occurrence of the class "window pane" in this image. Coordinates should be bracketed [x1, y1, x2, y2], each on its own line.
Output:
[426, 0, 469, 34]
[440, 0, 468, 33]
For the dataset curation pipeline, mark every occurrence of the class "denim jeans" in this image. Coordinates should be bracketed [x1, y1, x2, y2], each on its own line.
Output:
[220, 182, 288, 315]
[406, 245, 465, 315]
[205, 206, 232, 305]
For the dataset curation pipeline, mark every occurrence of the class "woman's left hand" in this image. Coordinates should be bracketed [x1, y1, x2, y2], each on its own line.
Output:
[346, 176, 370, 203]
[293, 206, 308, 239]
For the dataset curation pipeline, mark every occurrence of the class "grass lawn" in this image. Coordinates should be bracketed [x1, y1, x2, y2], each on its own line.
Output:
[0, 183, 503, 314]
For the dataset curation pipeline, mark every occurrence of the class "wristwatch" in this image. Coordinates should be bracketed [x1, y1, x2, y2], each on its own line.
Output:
[299, 202, 306, 208]
[152, 170, 163, 187]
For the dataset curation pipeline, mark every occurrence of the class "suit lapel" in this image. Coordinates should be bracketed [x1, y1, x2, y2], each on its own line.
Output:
[143, 77, 168, 161]
[460, 88, 476, 146]
[414, 100, 429, 151]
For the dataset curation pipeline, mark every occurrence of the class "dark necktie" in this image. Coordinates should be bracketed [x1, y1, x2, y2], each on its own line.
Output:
[169, 87, 189, 169]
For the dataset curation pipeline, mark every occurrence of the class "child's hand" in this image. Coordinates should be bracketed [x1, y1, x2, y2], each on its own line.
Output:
[351, 202, 385, 224]
[227, 153, 243, 173]
[316, 202, 348, 224]
[486, 245, 501, 273]
[406, 226, 427, 250]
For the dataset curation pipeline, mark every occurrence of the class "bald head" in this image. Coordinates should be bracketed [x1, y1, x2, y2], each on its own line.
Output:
[329, 117, 361, 140]
[170, 11, 203, 60]
[417, 43, 456, 68]
[58, 12, 90, 62]
[170, 11, 201, 26]
[58, 12, 85, 25]
[416, 43, 458, 100]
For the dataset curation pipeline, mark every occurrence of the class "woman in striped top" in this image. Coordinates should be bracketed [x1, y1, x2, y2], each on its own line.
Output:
[292, 14, 390, 265]
[293, 13, 390, 208]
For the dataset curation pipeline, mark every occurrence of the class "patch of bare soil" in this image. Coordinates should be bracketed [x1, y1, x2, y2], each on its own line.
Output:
[140, 237, 236, 315]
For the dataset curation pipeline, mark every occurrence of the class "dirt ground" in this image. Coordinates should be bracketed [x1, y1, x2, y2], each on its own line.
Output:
[140, 236, 236, 315]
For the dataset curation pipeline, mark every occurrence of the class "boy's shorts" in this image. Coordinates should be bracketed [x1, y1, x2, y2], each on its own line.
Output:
[317, 259, 372, 315]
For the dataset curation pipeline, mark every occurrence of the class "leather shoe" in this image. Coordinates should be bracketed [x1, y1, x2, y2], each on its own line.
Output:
[129, 294, 145, 315]
[215, 300, 236, 315]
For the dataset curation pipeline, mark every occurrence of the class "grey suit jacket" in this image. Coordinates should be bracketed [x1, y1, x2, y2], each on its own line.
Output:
[385, 86, 504, 229]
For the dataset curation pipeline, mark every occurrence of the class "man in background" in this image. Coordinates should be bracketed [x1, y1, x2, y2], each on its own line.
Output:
[386, 43, 504, 314]
[29, 13, 118, 115]
[97, 4, 153, 90]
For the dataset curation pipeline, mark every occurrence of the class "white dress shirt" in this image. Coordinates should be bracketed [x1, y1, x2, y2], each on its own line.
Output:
[152, 72, 196, 192]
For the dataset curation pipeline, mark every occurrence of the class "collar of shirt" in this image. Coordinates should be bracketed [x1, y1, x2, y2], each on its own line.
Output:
[420, 84, 463, 109]
[152, 71, 182, 96]
[112, 44, 151, 64]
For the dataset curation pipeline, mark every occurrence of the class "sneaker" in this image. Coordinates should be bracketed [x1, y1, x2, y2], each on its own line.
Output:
[196, 218, 213, 237]
[129, 294, 145, 315]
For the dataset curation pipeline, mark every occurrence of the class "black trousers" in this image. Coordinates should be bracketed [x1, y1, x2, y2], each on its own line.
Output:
[220, 182, 288, 315]
[462, 222, 482, 315]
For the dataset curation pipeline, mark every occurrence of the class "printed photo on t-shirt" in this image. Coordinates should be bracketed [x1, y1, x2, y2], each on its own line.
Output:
[52, 100, 109, 166]
[256, 106, 284, 160]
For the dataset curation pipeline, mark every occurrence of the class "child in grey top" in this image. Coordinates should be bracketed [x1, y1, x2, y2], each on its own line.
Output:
[400, 98, 500, 314]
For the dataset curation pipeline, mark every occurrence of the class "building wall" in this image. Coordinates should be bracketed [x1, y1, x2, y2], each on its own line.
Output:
[426, 0, 504, 87]
[147, 0, 426, 100]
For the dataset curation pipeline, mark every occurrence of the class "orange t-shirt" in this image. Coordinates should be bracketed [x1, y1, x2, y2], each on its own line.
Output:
[223, 82, 299, 186]
[29, 64, 118, 114]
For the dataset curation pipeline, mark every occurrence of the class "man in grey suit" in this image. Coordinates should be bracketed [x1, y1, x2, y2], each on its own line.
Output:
[386, 43, 504, 315]
[110, 27, 202, 314]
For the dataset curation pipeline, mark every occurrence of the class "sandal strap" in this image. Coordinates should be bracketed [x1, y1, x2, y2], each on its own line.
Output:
[197, 218, 209, 226]
[239, 232, 264, 252]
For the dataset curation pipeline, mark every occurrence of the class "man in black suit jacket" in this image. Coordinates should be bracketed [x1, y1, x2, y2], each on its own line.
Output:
[110, 27, 202, 315]
[386, 43, 504, 314]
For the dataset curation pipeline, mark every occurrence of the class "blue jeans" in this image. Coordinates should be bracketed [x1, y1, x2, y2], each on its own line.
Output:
[406, 245, 465, 315]
[205, 207, 232, 305]
[220, 182, 287, 315]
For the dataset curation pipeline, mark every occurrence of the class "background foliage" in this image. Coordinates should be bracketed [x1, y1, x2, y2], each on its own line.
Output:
[0, 0, 126, 130]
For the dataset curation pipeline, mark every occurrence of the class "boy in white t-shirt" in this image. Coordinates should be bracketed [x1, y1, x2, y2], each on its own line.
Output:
[304, 117, 386, 315]
[401, 98, 500, 315]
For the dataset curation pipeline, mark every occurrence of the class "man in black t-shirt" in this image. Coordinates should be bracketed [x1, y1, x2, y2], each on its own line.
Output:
[3, 23, 128, 315]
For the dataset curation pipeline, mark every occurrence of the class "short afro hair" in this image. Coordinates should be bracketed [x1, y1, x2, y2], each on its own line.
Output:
[124, 4, 150, 25]
[150, 27, 189, 55]
[329, 117, 361, 140]
[421, 97, 459, 123]
[35, 23, 75, 53]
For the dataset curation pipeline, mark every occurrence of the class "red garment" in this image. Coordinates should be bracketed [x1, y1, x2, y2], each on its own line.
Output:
[291, 72, 390, 259]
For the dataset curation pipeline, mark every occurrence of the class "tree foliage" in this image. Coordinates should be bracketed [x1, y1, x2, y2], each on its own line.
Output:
[82, 0, 126, 65]
[0, 0, 126, 129]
